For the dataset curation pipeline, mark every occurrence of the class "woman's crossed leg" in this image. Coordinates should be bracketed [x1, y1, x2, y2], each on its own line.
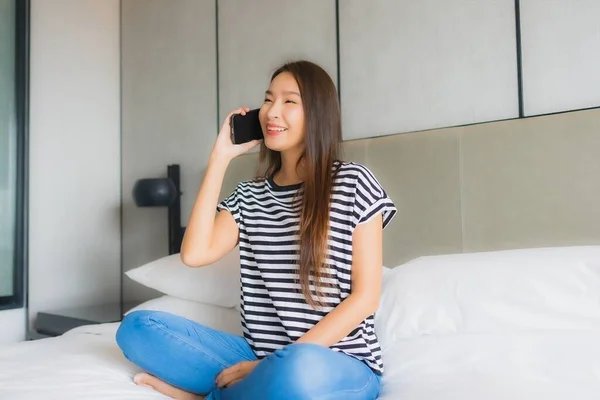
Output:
[116, 311, 380, 400]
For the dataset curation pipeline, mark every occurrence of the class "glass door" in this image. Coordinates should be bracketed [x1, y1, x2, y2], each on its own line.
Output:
[0, 0, 26, 309]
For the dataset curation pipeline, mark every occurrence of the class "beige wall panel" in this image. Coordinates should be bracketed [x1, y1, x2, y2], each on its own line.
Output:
[364, 130, 464, 266]
[461, 108, 600, 251]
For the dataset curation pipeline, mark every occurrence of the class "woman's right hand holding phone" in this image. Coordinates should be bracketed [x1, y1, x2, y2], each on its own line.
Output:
[182, 108, 260, 267]
[211, 107, 262, 165]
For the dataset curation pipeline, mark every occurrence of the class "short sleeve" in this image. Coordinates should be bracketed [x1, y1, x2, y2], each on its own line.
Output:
[352, 166, 397, 231]
[217, 185, 242, 228]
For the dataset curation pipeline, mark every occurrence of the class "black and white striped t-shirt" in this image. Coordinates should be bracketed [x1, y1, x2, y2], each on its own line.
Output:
[217, 161, 396, 374]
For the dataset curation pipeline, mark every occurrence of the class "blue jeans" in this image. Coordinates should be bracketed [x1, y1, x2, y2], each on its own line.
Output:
[116, 311, 381, 400]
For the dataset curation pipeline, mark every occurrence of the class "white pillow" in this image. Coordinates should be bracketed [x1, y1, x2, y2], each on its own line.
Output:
[376, 246, 600, 344]
[125, 295, 242, 335]
[125, 247, 240, 309]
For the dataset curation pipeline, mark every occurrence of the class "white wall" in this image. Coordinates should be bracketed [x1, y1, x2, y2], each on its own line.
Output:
[339, 0, 519, 139]
[0, 308, 25, 345]
[520, 0, 600, 116]
[28, 0, 121, 324]
[217, 0, 337, 122]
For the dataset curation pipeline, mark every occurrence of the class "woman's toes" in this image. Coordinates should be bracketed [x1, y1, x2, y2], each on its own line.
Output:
[133, 372, 154, 388]
[132, 372, 204, 400]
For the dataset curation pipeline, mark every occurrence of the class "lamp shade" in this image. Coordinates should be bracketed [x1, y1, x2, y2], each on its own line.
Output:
[132, 178, 177, 207]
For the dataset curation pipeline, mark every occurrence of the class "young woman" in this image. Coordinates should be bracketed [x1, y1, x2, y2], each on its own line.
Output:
[116, 60, 396, 400]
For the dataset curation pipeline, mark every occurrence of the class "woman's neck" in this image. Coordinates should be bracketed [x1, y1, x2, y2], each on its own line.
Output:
[274, 149, 304, 186]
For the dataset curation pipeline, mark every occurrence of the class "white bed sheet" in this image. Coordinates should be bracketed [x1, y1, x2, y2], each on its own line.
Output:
[0, 322, 167, 400]
[1, 322, 599, 399]
[379, 329, 600, 400]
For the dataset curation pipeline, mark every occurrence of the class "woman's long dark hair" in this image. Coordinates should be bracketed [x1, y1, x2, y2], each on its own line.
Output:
[258, 60, 342, 308]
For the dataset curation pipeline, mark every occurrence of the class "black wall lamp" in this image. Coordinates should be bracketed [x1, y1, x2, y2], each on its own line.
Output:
[132, 164, 185, 255]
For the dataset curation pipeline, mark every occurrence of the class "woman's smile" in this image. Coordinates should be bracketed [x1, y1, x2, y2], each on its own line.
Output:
[266, 122, 288, 136]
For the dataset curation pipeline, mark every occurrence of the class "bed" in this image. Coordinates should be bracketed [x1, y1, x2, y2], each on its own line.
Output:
[2, 324, 600, 400]
[2, 109, 600, 399]
[2, 245, 600, 400]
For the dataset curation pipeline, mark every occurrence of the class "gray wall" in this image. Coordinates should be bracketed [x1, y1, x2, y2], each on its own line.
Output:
[217, 0, 337, 123]
[121, 0, 217, 302]
[121, 0, 600, 303]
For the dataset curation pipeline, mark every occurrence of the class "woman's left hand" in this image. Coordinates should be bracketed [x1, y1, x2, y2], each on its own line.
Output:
[216, 360, 260, 388]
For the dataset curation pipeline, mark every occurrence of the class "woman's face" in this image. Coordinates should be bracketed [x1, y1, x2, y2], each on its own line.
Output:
[259, 72, 305, 153]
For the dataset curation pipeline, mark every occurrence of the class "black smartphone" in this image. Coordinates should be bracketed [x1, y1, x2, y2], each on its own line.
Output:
[230, 109, 263, 145]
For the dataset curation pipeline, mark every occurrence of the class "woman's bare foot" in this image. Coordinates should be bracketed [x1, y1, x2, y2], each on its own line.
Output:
[133, 373, 204, 400]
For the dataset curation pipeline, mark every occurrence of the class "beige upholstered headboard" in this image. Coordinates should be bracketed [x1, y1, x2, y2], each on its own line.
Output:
[220, 108, 600, 268]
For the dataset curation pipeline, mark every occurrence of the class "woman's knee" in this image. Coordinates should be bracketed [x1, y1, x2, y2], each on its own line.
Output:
[264, 344, 378, 399]
[267, 344, 332, 393]
[115, 310, 166, 359]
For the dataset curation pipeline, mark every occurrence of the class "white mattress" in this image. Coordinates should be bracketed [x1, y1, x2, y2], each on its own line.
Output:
[1, 322, 599, 399]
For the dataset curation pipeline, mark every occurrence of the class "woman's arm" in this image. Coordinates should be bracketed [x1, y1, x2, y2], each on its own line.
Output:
[180, 157, 238, 267]
[296, 214, 383, 346]
[180, 108, 261, 267]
